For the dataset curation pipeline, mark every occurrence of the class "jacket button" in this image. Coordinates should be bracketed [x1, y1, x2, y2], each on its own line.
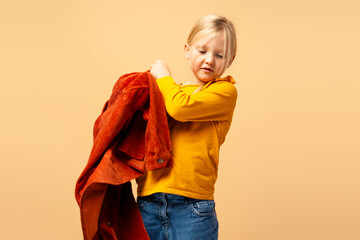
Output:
[106, 221, 111, 227]
[157, 158, 164, 164]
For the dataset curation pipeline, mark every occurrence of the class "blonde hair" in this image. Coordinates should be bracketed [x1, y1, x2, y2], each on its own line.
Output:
[187, 15, 237, 69]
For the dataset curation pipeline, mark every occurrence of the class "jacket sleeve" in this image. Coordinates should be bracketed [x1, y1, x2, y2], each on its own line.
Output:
[156, 76, 237, 122]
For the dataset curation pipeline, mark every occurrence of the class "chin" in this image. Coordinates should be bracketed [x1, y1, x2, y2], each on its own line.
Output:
[194, 74, 213, 82]
[199, 76, 217, 82]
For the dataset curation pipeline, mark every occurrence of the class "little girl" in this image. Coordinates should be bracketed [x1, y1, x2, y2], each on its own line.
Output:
[136, 14, 237, 240]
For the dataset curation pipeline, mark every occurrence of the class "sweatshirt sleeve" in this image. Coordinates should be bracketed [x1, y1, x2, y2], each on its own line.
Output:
[156, 76, 237, 122]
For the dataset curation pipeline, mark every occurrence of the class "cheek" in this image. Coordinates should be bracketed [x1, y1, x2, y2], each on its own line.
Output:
[215, 62, 226, 74]
[217, 59, 226, 68]
[191, 57, 202, 67]
[189, 59, 198, 71]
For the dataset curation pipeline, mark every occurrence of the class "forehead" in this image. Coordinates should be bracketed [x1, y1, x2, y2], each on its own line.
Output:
[193, 30, 225, 50]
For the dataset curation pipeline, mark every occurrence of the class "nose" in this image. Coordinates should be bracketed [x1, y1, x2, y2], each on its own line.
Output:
[204, 53, 214, 65]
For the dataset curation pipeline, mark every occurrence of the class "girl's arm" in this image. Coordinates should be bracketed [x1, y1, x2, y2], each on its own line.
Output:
[156, 76, 237, 122]
[150, 60, 237, 122]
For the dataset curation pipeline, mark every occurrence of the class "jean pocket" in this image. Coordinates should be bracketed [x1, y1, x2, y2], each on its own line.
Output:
[137, 196, 150, 209]
[188, 199, 216, 217]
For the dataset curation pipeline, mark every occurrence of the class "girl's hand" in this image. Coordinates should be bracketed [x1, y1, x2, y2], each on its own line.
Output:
[150, 60, 172, 79]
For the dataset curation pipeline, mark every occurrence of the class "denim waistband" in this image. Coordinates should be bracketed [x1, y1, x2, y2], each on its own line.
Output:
[139, 192, 205, 204]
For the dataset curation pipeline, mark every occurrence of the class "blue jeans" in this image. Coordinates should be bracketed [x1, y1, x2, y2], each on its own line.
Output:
[137, 193, 218, 240]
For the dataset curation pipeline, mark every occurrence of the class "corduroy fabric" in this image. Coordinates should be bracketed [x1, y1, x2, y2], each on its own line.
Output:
[75, 71, 173, 240]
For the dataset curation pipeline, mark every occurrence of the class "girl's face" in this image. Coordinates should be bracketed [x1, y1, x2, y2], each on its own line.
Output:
[185, 31, 227, 84]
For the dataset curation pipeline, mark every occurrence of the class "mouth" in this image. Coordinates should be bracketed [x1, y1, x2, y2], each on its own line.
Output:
[201, 67, 214, 72]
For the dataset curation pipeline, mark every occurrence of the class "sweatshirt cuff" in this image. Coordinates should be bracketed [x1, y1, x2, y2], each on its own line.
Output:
[156, 76, 174, 85]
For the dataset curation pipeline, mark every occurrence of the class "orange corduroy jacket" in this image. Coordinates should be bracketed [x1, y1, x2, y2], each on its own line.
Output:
[75, 71, 173, 240]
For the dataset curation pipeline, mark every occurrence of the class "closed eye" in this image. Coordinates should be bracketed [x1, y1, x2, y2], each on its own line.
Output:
[199, 50, 206, 54]
[216, 54, 224, 59]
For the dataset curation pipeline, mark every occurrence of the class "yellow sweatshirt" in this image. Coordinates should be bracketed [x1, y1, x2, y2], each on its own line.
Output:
[136, 75, 237, 200]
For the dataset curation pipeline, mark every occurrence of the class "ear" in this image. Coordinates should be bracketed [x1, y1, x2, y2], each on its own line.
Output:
[184, 44, 190, 60]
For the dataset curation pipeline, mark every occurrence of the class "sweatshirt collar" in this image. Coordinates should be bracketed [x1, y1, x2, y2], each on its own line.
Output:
[203, 75, 235, 89]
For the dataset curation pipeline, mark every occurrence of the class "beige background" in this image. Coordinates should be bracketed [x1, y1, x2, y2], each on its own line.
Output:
[1, 0, 359, 239]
